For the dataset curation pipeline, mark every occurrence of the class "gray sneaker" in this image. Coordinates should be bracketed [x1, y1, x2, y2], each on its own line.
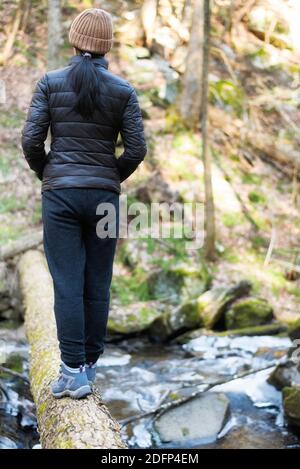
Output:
[51, 363, 91, 399]
[85, 362, 97, 385]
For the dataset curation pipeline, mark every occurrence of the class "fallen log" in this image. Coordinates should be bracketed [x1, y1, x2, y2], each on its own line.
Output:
[209, 106, 300, 177]
[18, 250, 126, 449]
[246, 131, 300, 170]
[0, 229, 43, 261]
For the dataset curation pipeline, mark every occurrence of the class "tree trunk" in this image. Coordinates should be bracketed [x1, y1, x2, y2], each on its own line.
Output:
[48, 0, 62, 70]
[201, 0, 215, 260]
[18, 250, 126, 449]
[178, 0, 204, 128]
[0, 0, 25, 65]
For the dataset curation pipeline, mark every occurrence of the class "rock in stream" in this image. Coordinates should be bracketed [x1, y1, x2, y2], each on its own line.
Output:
[154, 393, 230, 444]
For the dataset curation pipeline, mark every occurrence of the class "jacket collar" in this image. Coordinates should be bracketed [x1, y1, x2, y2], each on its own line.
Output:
[69, 55, 109, 69]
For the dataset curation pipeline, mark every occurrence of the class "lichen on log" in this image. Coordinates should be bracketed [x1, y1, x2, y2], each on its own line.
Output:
[18, 249, 126, 449]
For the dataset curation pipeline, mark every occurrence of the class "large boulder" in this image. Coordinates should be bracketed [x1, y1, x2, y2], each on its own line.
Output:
[149, 301, 208, 342]
[149, 280, 252, 340]
[150, 299, 207, 341]
[108, 301, 164, 335]
[168, 299, 203, 333]
[288, 318, 300, 341]
[148, 263, 211, 305]
[196, 281, 252, 329]
[148, 311, 173, 341]
[225, 297, 273, 330]
[154, 393, 230, 444]
[268, 361, 300, 390]
[283, 386, 300, 428]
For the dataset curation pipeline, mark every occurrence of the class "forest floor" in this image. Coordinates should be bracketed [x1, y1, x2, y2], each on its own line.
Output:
[0, 0, 299, 326]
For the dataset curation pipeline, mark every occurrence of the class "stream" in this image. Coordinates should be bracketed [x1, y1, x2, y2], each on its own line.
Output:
[1, 321, 300, 449]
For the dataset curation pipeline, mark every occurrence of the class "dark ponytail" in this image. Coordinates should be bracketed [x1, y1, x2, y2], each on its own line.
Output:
[68, 52, 101, 118]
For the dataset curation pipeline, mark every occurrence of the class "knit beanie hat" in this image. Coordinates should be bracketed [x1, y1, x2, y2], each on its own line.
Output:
[69, 8, 113, 55]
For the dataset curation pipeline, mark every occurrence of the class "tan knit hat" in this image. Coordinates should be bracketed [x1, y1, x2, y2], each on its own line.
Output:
[69, 8, 113, 55]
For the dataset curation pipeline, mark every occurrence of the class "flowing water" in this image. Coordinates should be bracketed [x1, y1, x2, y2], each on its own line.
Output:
[1, 321, 300, 449]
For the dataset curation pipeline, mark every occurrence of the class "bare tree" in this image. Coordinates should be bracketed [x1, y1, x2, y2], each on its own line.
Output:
[178, 0, 204, 128]
[201, 0, 216, 260]
[48, 0, 62, 70]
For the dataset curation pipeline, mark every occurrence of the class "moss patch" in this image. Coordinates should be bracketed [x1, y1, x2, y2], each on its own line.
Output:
[225, 297, 273, 329]
[283, 386, 300, 428]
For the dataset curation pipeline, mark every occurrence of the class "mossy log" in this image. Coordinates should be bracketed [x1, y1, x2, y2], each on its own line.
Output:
[18, 250, 126, 449]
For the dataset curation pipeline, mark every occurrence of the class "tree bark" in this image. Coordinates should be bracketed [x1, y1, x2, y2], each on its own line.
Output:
[201, 0, 216, 260]
[18, 250, 126, 449]
[178, 0, 204, 128]
[48, 0, 62, 70]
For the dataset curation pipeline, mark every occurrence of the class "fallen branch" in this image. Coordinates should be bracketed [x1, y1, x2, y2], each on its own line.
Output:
[0, 365, 29, 384]
[119, 362, 278, 427]
[18, 250, 126, 449]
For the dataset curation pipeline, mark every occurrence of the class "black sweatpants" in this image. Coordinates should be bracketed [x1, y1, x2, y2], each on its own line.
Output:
[42, 188, 119, 366]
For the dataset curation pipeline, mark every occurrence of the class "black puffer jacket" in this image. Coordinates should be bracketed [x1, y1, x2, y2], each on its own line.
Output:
[22, 55, 147, 193]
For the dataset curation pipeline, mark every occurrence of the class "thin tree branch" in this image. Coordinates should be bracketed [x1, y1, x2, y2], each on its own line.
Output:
[119, 362, 278, 427]
[0, 365, 30, 384]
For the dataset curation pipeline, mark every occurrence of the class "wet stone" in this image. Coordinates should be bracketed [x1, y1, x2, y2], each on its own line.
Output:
[154, 393, 230, 444]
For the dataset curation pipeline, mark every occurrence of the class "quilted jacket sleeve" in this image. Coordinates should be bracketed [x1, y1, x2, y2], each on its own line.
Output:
[117, 88, 147, 183]
[21, 74, 50, 181]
